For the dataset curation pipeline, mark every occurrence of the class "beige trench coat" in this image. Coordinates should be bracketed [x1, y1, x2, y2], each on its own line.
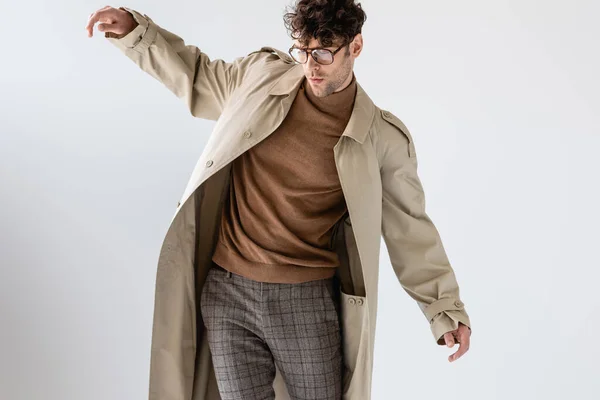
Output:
[106, 8, 471, 400]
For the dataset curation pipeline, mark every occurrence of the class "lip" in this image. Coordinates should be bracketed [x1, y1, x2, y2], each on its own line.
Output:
[309, 77, 324, 83]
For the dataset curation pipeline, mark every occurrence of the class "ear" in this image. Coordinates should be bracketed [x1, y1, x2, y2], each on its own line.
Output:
[350, 33, 363, 57]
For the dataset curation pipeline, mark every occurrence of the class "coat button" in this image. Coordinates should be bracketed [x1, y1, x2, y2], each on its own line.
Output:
[454, 300, 462, 307]
[348, 298, 356, 305]
[357, 298, 364, 306]
[383, 111, 391, 118]
[206, 160, 213, 168]
[243, 131, 252, 139]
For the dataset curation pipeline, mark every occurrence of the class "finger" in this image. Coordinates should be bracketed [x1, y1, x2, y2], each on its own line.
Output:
[448, 332, 470, 362]
[85, 8, 115, 37]
[86, 12, 102, 37]
[444, 332, 455, 348]
[97, 22, 123, 35]
[460, 328, 471, 351]
[448, 340, 469, 362]
[88, 5, 111, 19]
[86, 13, 111, 37]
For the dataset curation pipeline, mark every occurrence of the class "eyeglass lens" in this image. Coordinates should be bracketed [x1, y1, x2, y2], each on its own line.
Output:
[290, 48, 333, 65]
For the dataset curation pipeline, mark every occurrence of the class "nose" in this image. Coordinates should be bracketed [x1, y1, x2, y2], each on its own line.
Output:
[306, 55, 320, 71]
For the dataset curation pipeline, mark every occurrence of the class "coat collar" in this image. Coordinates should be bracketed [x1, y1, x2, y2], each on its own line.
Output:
[267, 63, 374, 144]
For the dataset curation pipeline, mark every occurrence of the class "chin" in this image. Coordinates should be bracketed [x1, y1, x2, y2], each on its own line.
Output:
[311, 82, 328, 94]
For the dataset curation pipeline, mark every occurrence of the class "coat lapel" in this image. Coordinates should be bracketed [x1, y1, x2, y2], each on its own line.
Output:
[269, 64, 374, 144]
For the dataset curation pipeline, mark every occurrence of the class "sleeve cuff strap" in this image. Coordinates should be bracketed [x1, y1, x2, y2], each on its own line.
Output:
[423, 297, 465, 321]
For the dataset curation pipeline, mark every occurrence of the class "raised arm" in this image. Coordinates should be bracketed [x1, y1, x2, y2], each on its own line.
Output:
[86, 6, 264, 120]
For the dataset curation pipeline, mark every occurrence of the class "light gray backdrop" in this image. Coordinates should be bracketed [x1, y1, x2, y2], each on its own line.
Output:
[1, 0, 598, 399]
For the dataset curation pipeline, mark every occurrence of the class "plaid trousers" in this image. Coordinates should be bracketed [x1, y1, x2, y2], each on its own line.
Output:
[200, 262, 343, 400]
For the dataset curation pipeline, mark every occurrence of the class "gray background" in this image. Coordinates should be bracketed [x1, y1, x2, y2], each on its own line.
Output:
[1, 0, 599, 399]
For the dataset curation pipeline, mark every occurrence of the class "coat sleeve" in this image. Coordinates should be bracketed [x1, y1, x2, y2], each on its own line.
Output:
[377, 109, 471, 345]
[104, 7, 266, 121]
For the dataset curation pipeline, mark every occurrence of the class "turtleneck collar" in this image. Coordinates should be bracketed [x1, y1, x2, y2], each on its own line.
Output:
[302, 72, 357, 116]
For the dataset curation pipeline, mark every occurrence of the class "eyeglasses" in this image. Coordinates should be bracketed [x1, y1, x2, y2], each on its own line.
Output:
[288, 43, 348, 65]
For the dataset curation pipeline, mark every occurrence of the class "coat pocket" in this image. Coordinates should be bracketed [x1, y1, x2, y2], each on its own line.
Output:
[339, 289, 370, 398]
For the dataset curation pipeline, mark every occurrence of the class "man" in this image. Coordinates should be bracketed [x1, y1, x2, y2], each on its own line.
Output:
[86, 1, 472, 399]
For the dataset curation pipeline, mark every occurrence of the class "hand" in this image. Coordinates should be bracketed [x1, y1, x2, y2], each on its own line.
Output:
[85, 6, 138, 38]
[443, 322, 471, 362]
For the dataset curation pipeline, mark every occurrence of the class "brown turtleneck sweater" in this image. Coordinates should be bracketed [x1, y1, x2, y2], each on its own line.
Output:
[211, 74, 357, 283]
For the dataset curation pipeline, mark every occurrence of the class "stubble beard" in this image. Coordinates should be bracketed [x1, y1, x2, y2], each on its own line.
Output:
[310, 60, 353, 98]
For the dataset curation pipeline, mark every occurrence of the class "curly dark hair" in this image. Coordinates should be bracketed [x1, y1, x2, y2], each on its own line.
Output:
[283, 0, 367, 48]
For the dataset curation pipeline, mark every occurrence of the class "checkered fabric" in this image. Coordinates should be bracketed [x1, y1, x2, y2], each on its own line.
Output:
[200, 263, 343, 400]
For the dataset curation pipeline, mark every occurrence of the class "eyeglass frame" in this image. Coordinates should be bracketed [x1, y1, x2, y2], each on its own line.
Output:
[288, 42, 349, 65]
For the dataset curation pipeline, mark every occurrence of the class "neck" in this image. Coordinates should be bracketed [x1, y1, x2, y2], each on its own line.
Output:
[302, 73, 357, 115]
[334, 70, 356, 93]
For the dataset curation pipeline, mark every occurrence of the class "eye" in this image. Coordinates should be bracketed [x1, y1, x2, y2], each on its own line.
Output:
[312, 49, 334, 64]
[289, 47, 308, 63]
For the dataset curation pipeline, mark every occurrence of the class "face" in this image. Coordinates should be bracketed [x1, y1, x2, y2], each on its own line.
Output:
[292, 34, 363, 98]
